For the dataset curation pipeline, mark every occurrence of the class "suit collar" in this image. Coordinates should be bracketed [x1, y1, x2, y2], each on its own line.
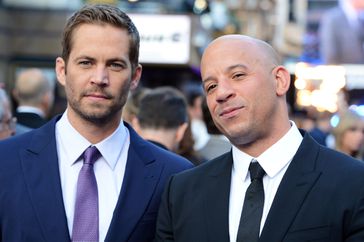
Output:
[21, 115, 71, 241]
[105, 123, 162, 241]
[23, 118, 163, 242]
[203, 152, 233, 241]
[260, 131, 322, 242]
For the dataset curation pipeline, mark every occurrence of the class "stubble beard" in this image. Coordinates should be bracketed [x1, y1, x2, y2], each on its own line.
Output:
[68, 88, 128, 126]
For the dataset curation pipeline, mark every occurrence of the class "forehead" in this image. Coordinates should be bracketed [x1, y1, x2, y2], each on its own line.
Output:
[201, 39, 262, 74]
[70, 23, 130, 56]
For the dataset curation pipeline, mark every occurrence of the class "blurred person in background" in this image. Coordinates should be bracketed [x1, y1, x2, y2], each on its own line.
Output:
[0, 88, 16, 139]
[122, 86, 150, 124]
[309, 111, 333, 147]
[333, 109, 364, 159]
[181, 82, 210, 151]
[133, 86, 189, 152]
[319, 0, 364, 64]
[198, 97, 231, 160]
[177, 118, 206, 166]
[13, 68, 55, 128]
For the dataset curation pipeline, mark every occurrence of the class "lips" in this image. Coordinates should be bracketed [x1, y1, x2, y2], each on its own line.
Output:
[219, 106, 244, 118]
[86, 93, 108, 99]
[84, 90, 112, 100]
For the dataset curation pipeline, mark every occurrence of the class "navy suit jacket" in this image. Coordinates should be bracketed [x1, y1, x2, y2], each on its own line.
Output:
[15, 111, 47, 129]
[0, 115, 193, 242]
[156, 131, 364, 242]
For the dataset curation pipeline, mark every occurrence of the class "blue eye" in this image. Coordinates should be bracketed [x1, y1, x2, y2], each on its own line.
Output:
[109, 62, 125, 71]
[78, 60, 92, 67]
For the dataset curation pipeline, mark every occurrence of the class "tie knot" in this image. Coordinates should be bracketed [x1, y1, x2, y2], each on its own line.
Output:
[249, 162, 265, 181]
[83, 146, 101, 165]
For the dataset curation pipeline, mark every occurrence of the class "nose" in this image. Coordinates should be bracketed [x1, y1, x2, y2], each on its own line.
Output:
[216, 79, 234, 103]
[91, 66, 109, 86]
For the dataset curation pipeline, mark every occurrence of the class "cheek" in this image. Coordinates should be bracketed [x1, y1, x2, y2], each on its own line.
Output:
[206, 98, 215, 112]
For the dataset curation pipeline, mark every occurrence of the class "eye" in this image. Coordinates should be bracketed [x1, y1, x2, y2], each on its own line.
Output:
[232, 72, 245, 79]
[109, 62, 126, 71]
[205, 83, 217, 93]
[78, 60, 92, 68]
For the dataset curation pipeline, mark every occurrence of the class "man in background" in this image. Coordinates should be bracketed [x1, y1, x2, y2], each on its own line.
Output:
[133, 86, 189, 152]
[320, 0, 364, 64]
[0, 89, 16, 139]
[13, 68, 55, 128]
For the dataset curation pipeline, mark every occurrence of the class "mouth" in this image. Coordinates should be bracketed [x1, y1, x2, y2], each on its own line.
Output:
[84, 92, 111, 101]
[219, 106, 244, 119]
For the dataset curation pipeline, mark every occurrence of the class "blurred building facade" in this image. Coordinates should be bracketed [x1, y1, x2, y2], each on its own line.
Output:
[0, 0, 363, 116]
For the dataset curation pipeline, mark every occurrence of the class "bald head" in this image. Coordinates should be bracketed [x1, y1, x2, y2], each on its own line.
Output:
[202, 35, 281, 70]
[14, 68, 53, 106]
[13, 68, 55, 117]
[200, 34, 291, 155]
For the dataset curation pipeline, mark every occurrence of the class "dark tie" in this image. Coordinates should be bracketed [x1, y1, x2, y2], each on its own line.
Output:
[72, 146, 101, 242]
[237, 161, 266, 242]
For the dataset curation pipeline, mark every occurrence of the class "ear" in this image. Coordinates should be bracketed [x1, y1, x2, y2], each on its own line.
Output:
[175, 122, 188, 144]
[273, 66, 291, 96]
[130, 64, 142, 91]
[55, 57, 67, 87]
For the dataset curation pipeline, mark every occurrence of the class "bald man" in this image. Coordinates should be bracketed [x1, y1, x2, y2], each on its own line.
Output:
[155, 35, 364, 242]
[13, 68, 55, 128]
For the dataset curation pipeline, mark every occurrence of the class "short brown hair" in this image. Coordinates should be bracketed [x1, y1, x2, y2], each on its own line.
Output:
[61, 4, 140, 72]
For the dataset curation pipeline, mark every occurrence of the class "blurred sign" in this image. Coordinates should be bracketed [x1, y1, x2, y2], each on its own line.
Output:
[130, 14, 191, 65]
[343, 65, 364, 90]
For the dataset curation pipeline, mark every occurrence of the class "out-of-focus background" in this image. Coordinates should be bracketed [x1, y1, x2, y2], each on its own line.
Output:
[1, 0, 363, 116]
[1, 0, 364, 162]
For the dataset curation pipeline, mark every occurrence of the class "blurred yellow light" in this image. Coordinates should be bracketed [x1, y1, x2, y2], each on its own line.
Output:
[294, 63, 346, 113]
[294, 78, 307, 90]
[296, 90, 311, 107]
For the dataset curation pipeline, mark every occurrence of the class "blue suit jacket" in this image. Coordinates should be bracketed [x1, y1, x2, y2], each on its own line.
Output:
[156, 131, 364, 241]
[0, 115, 193, 242]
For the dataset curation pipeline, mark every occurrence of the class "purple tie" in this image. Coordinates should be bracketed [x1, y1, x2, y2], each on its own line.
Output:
[72, 146, 101, 242]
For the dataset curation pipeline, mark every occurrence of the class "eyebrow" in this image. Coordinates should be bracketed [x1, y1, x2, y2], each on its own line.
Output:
[202, 64, 248, 84]
[74, 56, 128, 65]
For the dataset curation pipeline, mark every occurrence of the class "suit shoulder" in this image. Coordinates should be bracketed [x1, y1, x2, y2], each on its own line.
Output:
[0, 130, 34, 151]
[173, 152, 231, 180]
[144, 139, 194, 171]
[318, 145, 364, 174]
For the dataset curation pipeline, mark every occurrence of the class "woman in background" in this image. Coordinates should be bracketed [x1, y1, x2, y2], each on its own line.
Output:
[333, 109, 364, 160]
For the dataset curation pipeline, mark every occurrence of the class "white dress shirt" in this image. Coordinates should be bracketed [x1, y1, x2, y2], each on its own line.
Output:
[229, 122, 303, 242]
[56, 111, 130, 242]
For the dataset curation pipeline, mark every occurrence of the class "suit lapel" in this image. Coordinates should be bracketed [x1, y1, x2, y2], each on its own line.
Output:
[105, 124, 162, 242]
[260, 132, 322, 242]
[203, 153, 233, 242]
[20, 116, 70, 241]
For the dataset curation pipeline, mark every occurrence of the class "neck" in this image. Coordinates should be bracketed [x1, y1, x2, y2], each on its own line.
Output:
[137, 128, 178, 151]
[67, 110, 121, 144]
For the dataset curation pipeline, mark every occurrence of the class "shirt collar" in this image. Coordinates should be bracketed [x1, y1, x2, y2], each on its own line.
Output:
[232, 121, 303, 180]
[17, 106, 45, 117]
[56, 110, 128, 170]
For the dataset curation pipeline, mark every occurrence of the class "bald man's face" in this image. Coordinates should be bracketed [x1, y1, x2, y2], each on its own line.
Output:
[200, 36, 285, 147]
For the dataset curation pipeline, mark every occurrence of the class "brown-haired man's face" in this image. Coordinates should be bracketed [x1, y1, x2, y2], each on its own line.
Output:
[55, 23, 141, 125]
